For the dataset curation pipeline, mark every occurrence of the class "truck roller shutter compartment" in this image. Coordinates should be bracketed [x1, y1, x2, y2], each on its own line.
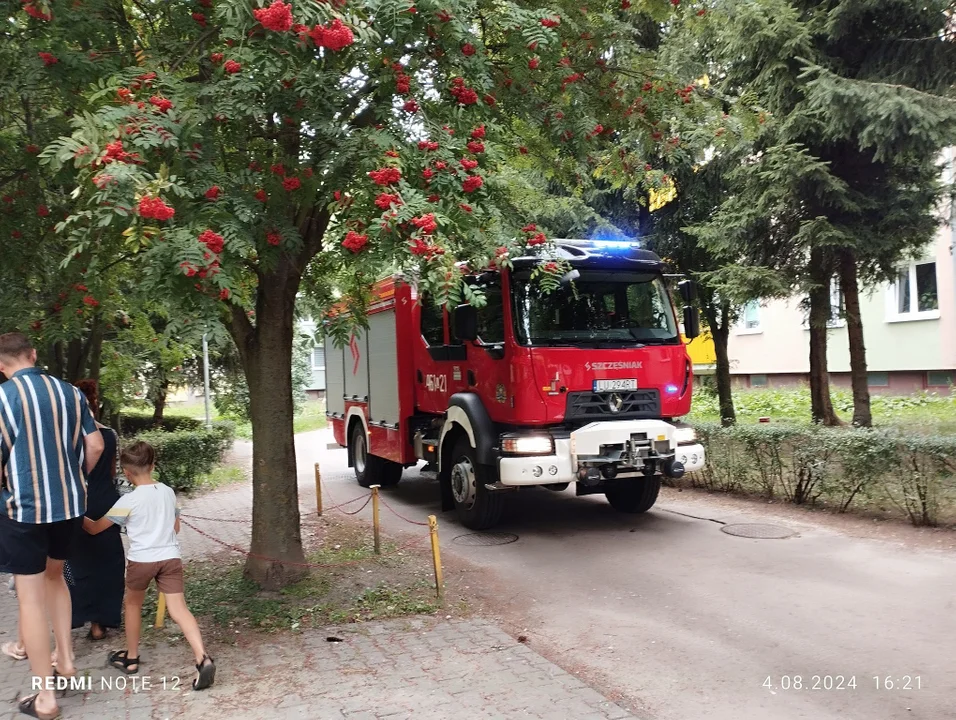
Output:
[367, 309, 400, 425]
[344, 329, 370, 402]
[326, 339, 346, 416]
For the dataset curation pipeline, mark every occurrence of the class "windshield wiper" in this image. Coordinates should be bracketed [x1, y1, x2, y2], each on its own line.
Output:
[527, 338, 578, 347]
[633, 337, 679, 345]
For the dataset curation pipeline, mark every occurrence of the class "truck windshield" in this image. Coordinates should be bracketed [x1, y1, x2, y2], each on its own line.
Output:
[511, 270, 679, 346]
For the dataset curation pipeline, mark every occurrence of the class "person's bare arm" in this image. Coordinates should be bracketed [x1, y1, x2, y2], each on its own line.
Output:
[174, 516, 181, 534]
[83, 516, 113, 535]
[83, 429, 104, 474]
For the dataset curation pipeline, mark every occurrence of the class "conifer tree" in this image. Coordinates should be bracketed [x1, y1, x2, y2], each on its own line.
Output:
[695, 0, 956, 425]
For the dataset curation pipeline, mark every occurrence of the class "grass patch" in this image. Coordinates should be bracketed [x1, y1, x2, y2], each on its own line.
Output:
[194, 465, 247, 492]
[689, 386, 956, 433]
[162, 400, 327, 440]
[293, 404, 328, 435]
[142, 517, 441, 639]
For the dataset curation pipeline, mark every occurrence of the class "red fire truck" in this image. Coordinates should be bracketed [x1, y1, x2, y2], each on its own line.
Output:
[326, 240, 705, 530]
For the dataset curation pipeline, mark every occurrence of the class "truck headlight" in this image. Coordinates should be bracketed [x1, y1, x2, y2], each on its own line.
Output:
[501, 435, 554, 455]
[673, 426, 697, 445]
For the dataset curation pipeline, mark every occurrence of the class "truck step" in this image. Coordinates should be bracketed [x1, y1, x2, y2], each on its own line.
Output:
[484, 482, 519, 492]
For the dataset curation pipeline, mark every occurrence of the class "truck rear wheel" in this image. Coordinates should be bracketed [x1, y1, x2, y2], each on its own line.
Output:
[449, 438, 504, 530]
[351, 423, 402, 488]
[605, 476, 661, 514]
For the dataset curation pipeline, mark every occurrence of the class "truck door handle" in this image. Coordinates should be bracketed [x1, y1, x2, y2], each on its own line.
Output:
[417, 370, 423, 383]
[467, 370, 476, 386]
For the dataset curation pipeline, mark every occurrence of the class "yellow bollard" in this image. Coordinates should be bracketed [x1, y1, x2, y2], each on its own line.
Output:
[155, 592, 166, 628]
[428, 515, 443, 599]
[370, 485, 381, 554]
[315, 462, 323, 516]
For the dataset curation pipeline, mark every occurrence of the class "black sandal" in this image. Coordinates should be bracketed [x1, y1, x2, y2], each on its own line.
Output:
[193, 655, 216, 691]
[107, 650, 139, 675]
[17, 693, 61, 719]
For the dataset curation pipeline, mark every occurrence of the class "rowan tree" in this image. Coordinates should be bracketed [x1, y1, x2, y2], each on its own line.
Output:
[24, 0, 698, 586]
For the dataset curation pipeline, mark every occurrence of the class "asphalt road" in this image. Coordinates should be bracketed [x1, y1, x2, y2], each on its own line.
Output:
[297, 430, 955, 720]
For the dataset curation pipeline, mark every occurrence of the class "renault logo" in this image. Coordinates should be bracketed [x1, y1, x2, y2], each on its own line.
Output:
[608, 393, 624, 413]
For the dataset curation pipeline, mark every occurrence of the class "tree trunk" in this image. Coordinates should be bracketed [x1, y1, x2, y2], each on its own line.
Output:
[49, 341, 66, 379]
[807, 250, 841, 426]
[65, 337, 85, 383]
[86, 320, 105, 382]
[229, 266, 306, 589]
[151, 377, 168, 426]
[703, 301, 736, 426]
[838, 250, 871, 427]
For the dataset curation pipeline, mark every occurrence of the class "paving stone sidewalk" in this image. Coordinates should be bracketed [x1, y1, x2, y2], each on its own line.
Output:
[0, 438, 639, 719]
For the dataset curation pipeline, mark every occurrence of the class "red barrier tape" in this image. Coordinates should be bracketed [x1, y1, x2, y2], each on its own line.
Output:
[179, 518, 429, 569]
[183, 480, 431, 530]
[337, 495, 372, 516]
[378, 495, 430, 526]
[182, 493, 371, 525]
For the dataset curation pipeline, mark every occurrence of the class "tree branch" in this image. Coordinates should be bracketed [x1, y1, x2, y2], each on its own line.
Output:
[226, 302, 255, 367]
[129, 0, 159, 35]
[0, 169, 27, 190]
[297, 206, 331, 270]
[348, 104, 379, 130]
[169, 26, 222, 73]
[335, 81, 378, 126]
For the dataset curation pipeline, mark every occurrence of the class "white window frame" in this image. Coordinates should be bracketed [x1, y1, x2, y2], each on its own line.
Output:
[885, 261, 940, 323]
[801, 278, 845, 330]
[311, 344, 325, 371]
[735, 300, 763, 335]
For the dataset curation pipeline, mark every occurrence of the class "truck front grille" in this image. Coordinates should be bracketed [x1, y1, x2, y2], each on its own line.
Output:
[565, 389, 661, 420]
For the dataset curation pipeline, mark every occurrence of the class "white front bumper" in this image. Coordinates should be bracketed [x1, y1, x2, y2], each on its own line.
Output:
[675, 443, 706, 472]
[498, 438, 575, 486]
[497, 421, 706, 486]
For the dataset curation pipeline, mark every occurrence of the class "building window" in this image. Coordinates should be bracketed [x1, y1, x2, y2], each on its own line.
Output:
[749, 374, 768, 387]
[736, 301, 761, 334]
[889, 262, 939, 320]
[867, 372, 889, 387]
[828, 279, 844, 328]
[927, 371, 953, 387]
[800, 277, 844, 329]
[311, 345, 325, 370]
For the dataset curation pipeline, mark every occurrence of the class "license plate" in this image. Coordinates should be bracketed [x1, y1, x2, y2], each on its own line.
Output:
[594, 378, 637, 392]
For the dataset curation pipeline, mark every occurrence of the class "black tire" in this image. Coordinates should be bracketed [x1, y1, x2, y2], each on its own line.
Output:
[605, 476, 661, 514]
[448, 437, 504, 530]
[351, 423, 403, 488]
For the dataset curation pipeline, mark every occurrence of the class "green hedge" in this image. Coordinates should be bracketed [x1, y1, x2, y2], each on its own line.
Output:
[119, 413, 203, 437]
[686, 422, 956, 527]
[135, 421, 236, 493]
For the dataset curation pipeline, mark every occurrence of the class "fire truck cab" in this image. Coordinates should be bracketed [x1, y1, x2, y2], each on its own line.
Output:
[326, 240, 705, 530]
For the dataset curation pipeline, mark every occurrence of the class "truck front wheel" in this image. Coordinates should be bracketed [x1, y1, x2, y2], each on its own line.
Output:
[351, 423, 402, 488]
[449, 438, 504, 530]
[605, 476, 661, 514]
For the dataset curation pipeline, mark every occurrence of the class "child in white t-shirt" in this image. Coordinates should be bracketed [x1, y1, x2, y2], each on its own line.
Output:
[83, 441, 216, 690]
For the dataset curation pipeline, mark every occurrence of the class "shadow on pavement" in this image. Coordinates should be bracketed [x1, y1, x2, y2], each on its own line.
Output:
[375, 466, 685, 539]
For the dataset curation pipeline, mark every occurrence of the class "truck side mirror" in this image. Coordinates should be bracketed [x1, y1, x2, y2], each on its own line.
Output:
[683, 306, 700, 340]
[454, 304, 478, 342]
[678, 279, 697, 304]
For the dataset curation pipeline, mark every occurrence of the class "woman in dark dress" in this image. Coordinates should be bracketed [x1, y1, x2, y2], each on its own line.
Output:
[67, 380, 125, 640]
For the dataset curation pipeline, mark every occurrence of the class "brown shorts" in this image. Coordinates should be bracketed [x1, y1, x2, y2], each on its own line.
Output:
[125, 558, 184, 594]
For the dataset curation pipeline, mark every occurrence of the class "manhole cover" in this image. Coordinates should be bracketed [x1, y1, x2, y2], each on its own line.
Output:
[452, 532, 519, 546]
[720, 523, 796, 540]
